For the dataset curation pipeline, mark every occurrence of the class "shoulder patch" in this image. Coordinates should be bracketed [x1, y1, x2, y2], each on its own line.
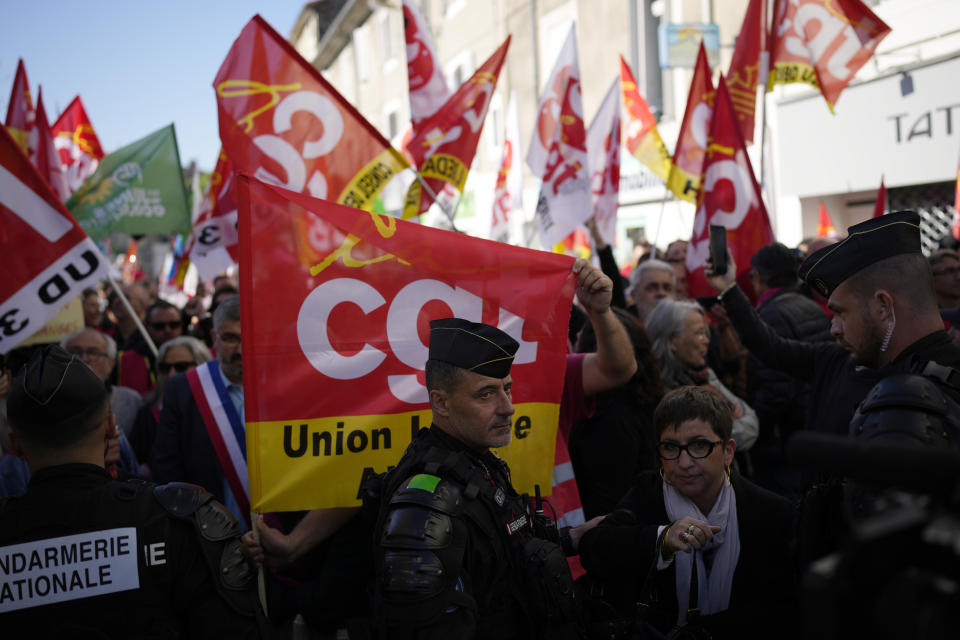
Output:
[407, 473, 442, 493]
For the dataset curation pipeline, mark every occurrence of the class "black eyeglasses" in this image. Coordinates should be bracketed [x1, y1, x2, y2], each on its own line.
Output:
[150, 321, 181, 331]
[67, 347, 108, 360]
[933, 267, 960, 278]
[158, 361, 195, 374]
[657, 439, 724, 460]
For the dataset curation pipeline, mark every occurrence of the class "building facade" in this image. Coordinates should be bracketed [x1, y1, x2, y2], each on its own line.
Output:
[289, 0, 960, 262]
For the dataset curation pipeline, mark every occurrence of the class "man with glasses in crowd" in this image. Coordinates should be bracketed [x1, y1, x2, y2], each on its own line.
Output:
[929, 249, 960, 311]
[152, 296, 249, 525]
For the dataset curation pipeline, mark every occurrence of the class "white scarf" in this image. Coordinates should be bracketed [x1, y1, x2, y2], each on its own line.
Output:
[663, 475, 740, 624]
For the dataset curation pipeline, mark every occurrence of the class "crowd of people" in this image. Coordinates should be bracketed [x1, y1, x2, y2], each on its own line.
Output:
[2, 210, 960, 638]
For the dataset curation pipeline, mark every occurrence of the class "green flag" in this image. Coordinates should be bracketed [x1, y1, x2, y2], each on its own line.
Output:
[66, 124, 190, 240]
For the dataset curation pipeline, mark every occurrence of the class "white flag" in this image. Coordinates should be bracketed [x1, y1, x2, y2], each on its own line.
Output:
[586, 78, 621, 247]
[490, 93, 522, 243]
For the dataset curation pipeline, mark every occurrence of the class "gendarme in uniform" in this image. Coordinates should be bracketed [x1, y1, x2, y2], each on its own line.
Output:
[0, 346, 262, 638]
[372, 318, 581, 639]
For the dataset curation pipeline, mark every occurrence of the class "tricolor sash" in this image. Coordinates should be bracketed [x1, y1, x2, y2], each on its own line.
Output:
[186, 360, 250, 527]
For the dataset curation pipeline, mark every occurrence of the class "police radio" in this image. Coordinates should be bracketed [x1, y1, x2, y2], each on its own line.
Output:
[531, 484, 560, 544]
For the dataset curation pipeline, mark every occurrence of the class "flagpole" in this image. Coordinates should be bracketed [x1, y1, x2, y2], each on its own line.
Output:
[106, 275, 158, 359]
[649, 184, 673, 259]
[415, 173, 460, 232]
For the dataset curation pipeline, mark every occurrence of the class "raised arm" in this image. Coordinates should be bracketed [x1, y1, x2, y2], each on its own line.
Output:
[572, 258, 637, 397]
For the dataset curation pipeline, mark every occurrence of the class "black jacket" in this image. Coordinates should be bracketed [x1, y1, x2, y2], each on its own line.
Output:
[579, 471, 796, 639]
[0, 464, 261, 639]
[749, 288, 832, 444]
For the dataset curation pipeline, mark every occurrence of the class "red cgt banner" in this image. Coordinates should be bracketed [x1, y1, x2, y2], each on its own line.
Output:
[686, 76, 774, 298]
[215, 15, 408, 213]
[237, 174, 577, 511]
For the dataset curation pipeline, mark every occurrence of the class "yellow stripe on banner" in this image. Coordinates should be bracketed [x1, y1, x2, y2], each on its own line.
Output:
[667, 166, 700, 204]
[768, 62, 820, 92]
[246, 402, 560, 512]
[402, 179, 422, 220]
[337, 148, 410, 211]
[419, 153, 468, 192]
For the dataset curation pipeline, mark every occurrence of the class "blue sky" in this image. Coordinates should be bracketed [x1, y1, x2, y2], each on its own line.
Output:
[1, 1, 304, 172]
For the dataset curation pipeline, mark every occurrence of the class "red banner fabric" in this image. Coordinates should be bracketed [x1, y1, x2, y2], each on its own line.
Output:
[183, 149, 240, 280]
[51, 96, 105, 196]
[726, 0, 767, 145]
[769, 0, 890, 109]
[4, 59, 36, 158]
[873, 177, 886, 218]
[619, 55, 672, 184]
[403, 36, 510, 219]
[669, 43, 715, 203]
[237, 174, 576, 511]
[402, 0, 451, 130]
[34, 89, 69, 202]
[214, 15, 408, 214]
[686, 76, 774, 298]
[0, 123, 109, 354]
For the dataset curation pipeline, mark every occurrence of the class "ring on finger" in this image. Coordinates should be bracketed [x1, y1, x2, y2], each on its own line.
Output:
[679, 531, 688, 543]
[687, 524, 696, 534]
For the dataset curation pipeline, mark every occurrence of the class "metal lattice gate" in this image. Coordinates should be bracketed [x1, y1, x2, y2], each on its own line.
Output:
[887, 180, 955, 255]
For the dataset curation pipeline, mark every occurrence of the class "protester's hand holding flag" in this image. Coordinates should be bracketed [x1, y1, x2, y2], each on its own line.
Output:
[402, 36, 511, 220]
[236, 174, 576, 511]
[769, 0, 890, 110]
[685, 75, 774, 298]
[0, 123, 110, 355]
[215, 15, 409, 215]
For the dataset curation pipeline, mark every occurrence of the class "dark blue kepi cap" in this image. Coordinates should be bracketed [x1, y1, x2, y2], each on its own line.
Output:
[428, 318, 519, 379]
[7, 345, 107, 431]
[799, 210, 922, 298]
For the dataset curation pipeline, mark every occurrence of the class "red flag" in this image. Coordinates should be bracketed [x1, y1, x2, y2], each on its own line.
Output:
[402, 36, 510, 219]
[0, 123, 110, 354]
[490, 93, 522, 243]
[769, 0, 890, 110]
[34, 89, 70, 202]
[954, 153, 960, 242]
[402, 0, 451, 130]
[4, 59, 36, 158]
[236, 173, 576, 511]
[686, 76, 774, 298]
[817, 202, 836, 237]
[668, 43, 715, 203]
[51, 96, 105, 196]
[528, 26, 591, 249]
[214, 15, 409, 213]
[619, 55, 672, 183]
[727, 0, 767, 144]
[587, 78, 622, 247]
[873, 177, 886, 218]
[182, 149, 239, 280]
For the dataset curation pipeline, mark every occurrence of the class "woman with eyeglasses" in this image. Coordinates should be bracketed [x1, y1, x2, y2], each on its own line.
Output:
[128, 336, 211, 475]
[646, 299, 759, 453]
[578, 387, 796, 638]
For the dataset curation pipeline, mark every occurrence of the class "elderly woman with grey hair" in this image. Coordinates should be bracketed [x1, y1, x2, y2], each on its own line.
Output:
[646, 299, 759, 451]
[128, 336, 212, 473]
